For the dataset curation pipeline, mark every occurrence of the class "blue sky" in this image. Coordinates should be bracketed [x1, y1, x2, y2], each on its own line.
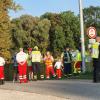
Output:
[9, 0, 100, 18]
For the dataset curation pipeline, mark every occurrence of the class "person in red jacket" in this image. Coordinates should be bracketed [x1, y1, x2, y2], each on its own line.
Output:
[16, 48, 28, 83]
[44, 51, 56, 79]
[0, 54, 5, 85]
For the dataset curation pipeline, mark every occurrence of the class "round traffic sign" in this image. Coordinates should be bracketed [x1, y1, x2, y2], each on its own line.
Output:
[87, 27, 96, 39]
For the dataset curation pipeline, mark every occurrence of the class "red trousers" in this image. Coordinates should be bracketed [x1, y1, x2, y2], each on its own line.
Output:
[56, 69, 61, 78]
[18, 62, 27, 83]
[0, 66, 4, 80]
[46, 66, 55, 78]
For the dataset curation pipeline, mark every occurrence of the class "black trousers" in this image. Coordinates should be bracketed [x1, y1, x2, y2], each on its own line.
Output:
[32, 62, 41, 75]
[64, 63, 72, 75]
[93, 58, 100, 82]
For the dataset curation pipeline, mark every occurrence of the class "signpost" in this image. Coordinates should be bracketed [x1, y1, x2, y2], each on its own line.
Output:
[87, 27, 97, 39]
[79, 0, 86, 72]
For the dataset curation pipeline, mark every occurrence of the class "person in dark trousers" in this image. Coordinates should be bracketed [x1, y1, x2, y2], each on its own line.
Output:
[91, 37, 100, 83]
[12, 52, 18, 83]
[31, 46, 43, 81]
[61, 47, 72, 76]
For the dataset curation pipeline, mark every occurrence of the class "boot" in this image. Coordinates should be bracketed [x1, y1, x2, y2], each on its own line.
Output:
[0, 80, 4, 85]
[1, 80, 4, 85]
[0, 80, 2, 85]
[34, 75, 37, 81]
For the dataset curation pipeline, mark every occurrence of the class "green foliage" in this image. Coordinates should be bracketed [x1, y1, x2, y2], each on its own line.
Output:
[0, 0, 13, 61]
[41, 11, 80, 55]
[11, 15, 51, 53]
[83, 6, 100, 36]
[1, 1, 99, 61]
[0, 0, 21, 61]
[83, 6, 100, 49]
[60, 11, 80, 49]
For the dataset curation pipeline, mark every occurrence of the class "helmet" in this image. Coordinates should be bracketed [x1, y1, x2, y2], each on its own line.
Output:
[34, 46, 38, 50]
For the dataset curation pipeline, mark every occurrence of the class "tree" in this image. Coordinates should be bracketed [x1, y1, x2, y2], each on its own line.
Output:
[60, 11, 80, 49]
[0, 0, 14, 61]
[0, 0, 21, 61]
[41, 11, 80, 55]
[41, 13, 65, 55]
[83, 6, 100, 35]
[11, 15, 51, 53]
[83, 6, 100, 49]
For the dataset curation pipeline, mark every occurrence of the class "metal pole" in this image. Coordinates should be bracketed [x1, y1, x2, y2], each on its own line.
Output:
[79, 0, 86, 72]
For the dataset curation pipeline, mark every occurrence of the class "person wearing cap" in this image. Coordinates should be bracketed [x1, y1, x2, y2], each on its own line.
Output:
[16, 48, 28, 83]
[27, 48, 33, 81]
[0, 54, 5, 85]
[31, 46, 42, 80]
[61, 47, 72, 77]
[90, 37, 100, 83]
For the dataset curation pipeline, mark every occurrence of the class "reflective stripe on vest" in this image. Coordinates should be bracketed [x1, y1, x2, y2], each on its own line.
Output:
[92, 42, 99, 58]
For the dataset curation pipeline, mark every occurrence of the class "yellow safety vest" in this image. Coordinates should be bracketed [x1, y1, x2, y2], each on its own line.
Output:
[91, 42, 99, 58]
[32, 51, 41, 62]
[76, 52, 82, 61]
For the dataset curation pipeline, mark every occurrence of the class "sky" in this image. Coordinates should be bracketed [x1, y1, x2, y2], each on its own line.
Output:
[9, 0, 100, 18]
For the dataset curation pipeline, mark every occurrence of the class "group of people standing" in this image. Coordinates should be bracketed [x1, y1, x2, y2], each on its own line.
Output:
[12, 46, 82, 83]
[0, 46, 83, 85]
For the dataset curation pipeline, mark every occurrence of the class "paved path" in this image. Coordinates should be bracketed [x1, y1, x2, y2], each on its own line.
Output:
[0, 79, 100, 100]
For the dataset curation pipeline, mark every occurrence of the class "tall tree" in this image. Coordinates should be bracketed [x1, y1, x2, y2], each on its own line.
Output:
[0, 0, 13, 61]
[41, 13, 66, 55]
[60, 11, 80, 49]
[83, 6, 100, 35]
[0, 0, 21, 61]
[11, 15, 51, 53]
[41, 11, 80, 55]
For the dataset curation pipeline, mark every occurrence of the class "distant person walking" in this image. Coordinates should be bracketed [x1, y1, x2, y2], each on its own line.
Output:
[16, 48, 28, 83]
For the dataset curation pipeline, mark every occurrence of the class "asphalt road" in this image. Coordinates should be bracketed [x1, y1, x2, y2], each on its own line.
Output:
[0, 79, 100, 100]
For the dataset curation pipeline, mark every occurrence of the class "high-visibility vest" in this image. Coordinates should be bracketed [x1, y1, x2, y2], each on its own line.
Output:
[77, 52, 82, 61]
[91, 42, 99, 58]
[32, 51, 41, 62]
[45, 57, 53, 67]
[75, 52, 82, 61]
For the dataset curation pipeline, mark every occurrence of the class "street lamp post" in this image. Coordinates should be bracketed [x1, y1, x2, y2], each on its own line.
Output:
[79, 0, 86, 72]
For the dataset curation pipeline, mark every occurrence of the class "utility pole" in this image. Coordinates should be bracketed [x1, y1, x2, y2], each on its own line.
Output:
[79, 0, 86, 72]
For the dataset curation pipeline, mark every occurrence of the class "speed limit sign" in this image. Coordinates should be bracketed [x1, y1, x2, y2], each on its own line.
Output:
[87, 27, 97, 39]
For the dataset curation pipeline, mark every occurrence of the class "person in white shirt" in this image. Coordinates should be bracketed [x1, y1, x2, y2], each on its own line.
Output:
[0, 54, 5, 85]
[16, 48, 28, 83]
[54, 58, 63, 79]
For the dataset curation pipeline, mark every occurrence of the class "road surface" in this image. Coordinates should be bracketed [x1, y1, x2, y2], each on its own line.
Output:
[0, 79, 100, 100]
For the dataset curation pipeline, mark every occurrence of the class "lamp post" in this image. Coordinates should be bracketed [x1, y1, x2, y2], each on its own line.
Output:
[79, 0, 86, 72]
